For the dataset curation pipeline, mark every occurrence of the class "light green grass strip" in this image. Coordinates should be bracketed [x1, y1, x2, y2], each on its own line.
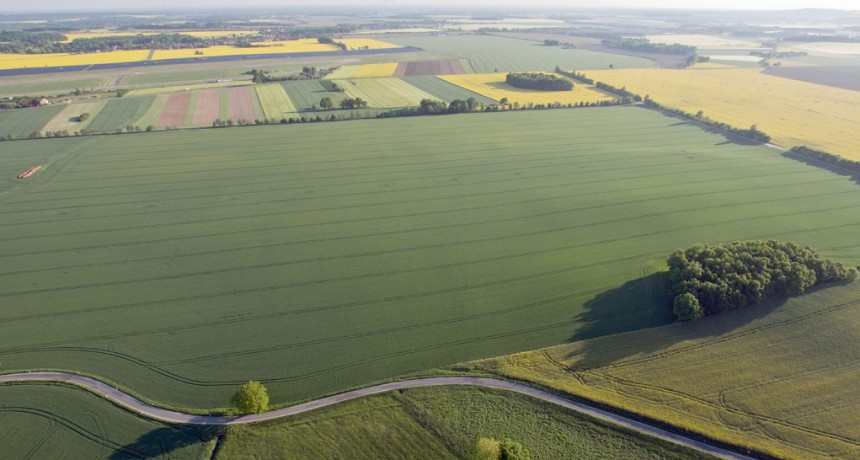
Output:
[182, 92, 198, 127]
[134, 94, 170, 129]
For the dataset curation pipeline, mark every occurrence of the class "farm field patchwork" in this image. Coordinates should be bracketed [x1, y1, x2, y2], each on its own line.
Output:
[586, 67, 860, 160]
[85, 96, 156, 133]
[220, 386, 708, 460]
[440, 73, 615, 105]
[401, 76, 496, 105]
[474, 282, 860, 460]
[334, 77, 436, 107]
[134, 94, 170, 130]
[256, 83, 298, 120]
[0, 107, 859, 411]
[0, 384, 210, 459]
[382, 34, 654, 72]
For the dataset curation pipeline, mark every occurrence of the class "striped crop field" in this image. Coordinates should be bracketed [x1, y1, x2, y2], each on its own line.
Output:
[477, 282, 860, 460]
[393, 59, 467, 77]
[586, 67, 860, 160]
[156, 92, 192, 129]
[226, 86, 263, 122]
[281, 80, 348, 112]
[256, 83, 298, 120]
[383, 34, 654, 73]
[0, 107, 858, 411]
[440, 73, 615, 105]
[334, 77, 437, 108]
[352, 62, 400, 78]
[40, 100, 107, 134]
[85, 96, 156, 133]
[0, 105, 64, 139]
[191, 89, 221, 126]
[402, 75, 505, 106]
[134, 94, 170, 130]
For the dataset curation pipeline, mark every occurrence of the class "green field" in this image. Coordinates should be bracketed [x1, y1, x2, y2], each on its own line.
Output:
[0, 77, 110, 97]
[121, 68, 254, 86]
[334, 77, 436, 108]
[0, 104, 64, 139]
[85, 96, 156, 133]
[0, 384, 211, 459]
[41, 100, 107, 134]
[384, 34, 655, 73]
[402, 75, 497, 105]
[0, 107, 859, 412]
[281, 79, 348, 112]
[134, 94, 170, 129]
[219, 386, 709, 460]
[475, 282, 860, 459]
[255, 83, 298, 120]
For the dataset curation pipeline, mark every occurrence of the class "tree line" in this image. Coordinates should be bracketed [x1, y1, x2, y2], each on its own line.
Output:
[505, 72, 573, 91]
[601, 37, 697, 55]
[555, 67, 594, 84]
[669, 241, 857, 321]
[0, 31, 207, 54]
[790, 146, 860, 174]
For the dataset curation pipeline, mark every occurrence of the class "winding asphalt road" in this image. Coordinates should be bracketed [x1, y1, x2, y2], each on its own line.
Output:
[0, 372, 754, 460]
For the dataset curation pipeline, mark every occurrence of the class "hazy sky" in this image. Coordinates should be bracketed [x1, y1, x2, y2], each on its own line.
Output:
[7, 0, 858, 13]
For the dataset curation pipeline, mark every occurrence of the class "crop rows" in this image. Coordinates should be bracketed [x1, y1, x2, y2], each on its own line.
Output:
[1, 107, 858, 410]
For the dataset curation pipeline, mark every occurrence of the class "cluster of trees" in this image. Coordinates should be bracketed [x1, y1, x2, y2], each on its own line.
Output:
[246, 66, 330, 83]
[555, 67, 593, 84]
[683, 54, 710, 67]
[340, 97, 368, 109]
[601, 37, 697, 55]
[641, 96, 772, 143]
[790, 146, 860, 174]
[669, 241, 857, 321]
[317, 36, 347, 50]
[471, 438, 530, 460]
[751, 50, 807, 58]
[505, 72, 573, 91]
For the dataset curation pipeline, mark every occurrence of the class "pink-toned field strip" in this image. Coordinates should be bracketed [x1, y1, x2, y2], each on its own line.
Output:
[227, 86, 258, 121]
[156, 92, 192, 128]
[191, 89, 221, 126]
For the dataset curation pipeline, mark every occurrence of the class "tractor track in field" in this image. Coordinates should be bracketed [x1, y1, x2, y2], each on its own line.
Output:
[0, 372, 754, 460]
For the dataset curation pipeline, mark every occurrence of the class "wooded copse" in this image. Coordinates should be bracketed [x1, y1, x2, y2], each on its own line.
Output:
[601, 37, 696, 55]
[505, 73, 573, 91]
[668, 241, 857, 321]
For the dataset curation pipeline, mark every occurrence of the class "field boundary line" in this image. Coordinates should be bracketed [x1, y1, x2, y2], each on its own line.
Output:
[0, 372, 754, 459]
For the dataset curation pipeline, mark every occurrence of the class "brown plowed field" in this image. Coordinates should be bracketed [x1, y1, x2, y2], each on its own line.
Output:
[765, 66, 860, 92]
[393, 59, 466, 77]
[227, 86, 259, 122]
[156, 92, 191, 129]
[191, 89, 221, 126]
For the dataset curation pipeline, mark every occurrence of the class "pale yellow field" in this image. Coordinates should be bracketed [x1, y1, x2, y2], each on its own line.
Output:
[439, 73, 615, 106]
[789, 42, 860, 56]
[41, 100, 107, 133]
[325, 65, 361, 79]
[587, 67, 860, 160]
[59, 30, 259, 42]
[352, 62, 399, 78]
[0, 50, 150, 70]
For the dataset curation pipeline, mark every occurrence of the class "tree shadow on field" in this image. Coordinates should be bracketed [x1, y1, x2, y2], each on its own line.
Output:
[781, 150, 860, 185]
[110, 426, 222, 459]
[642, 105, 762, 146]
[561, 271, 796, 371]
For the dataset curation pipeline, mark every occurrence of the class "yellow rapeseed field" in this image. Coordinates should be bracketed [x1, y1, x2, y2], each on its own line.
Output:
[338, 38, 401, 50]
[586, 67, 860, 160]
[439, 73, 615, 106]
[352, 62, 399, 78]
[0, 50, 150, 70]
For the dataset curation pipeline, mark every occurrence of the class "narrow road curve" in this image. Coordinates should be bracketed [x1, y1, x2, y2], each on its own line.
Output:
[0, 372, 754, 460]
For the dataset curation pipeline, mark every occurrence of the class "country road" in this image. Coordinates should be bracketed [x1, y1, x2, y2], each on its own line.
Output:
[0, 372, 755, 460]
